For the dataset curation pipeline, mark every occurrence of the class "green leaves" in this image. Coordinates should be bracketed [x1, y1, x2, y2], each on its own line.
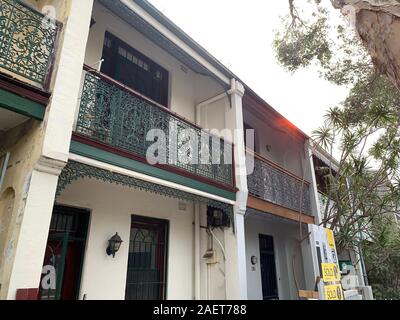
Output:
[312, 125, 333, 149]
[363, 215, 400, 300]
[274, 2, 332, 73]
[274, 1, 371, 84]
[274, 15, 332, 72]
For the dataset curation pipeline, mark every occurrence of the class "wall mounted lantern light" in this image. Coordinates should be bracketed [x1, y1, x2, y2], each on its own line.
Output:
[106, 232, 123, 258]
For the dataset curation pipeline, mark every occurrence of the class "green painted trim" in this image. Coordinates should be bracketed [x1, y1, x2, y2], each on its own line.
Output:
[0, 88, 45, 120]
[70, 140, 236, 201]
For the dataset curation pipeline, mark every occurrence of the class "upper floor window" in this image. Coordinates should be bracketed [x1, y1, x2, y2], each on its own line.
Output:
[244, 123, 258, 153]
[101, 32, 169, 107]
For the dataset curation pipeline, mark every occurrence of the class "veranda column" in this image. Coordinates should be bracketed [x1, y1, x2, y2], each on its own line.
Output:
[6, 169, 59, 299]
[5, 0, 94, 299]
[304, 141, 322, 225]
[223, 79, 248, 300]
[300, 141, 322, 292]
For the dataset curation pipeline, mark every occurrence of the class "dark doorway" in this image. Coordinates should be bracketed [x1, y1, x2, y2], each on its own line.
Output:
[125, 215, 168, 300]
[259, 234, 279, 300]
[39, 205, 89, 300]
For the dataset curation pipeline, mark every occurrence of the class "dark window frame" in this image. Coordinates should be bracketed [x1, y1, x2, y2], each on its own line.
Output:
[244, 122, 259, 153]
[101, 31, 170, 107]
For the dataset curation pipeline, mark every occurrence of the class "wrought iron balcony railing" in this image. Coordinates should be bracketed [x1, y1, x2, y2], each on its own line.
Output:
[0, 0, 60, 88]
[247, 151, 312, 214]
[74, 66, 234, 188]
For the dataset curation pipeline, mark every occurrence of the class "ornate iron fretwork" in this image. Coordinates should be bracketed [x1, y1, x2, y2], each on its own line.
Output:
[76, 71, 233, 186]
[56, 160, 233, 218]
[0, 0, 59, 87]
[248, 157, 312, 214]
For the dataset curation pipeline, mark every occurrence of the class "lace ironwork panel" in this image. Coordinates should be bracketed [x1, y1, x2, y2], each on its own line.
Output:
[76, 71, 233, 186]
[0, 0, 59, 87]
[248, 157, 311, 214]
[56, 160, 233, 218]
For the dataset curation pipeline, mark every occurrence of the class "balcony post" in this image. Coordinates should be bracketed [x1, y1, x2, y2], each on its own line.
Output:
[301, 141, 323, 293]
[304, 141, 322, 224]
[41, 0, 94, 165]
[223, 79, 248, 300]
[4, 168, 60, 300]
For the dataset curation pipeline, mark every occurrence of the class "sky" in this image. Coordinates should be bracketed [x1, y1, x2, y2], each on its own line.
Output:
[148, 0, 349, 136]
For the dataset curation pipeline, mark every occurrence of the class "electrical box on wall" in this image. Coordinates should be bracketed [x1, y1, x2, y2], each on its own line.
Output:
[203, 249, 219, 265]
[207, 206, 230, 229]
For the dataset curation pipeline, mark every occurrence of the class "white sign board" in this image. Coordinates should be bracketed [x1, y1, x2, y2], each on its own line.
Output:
[310, 224, 343, 300]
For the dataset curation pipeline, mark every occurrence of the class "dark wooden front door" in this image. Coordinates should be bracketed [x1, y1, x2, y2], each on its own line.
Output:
[125, 215, 168, 300]
[39, 205, 89, 300]
[259, 234, 279, 300]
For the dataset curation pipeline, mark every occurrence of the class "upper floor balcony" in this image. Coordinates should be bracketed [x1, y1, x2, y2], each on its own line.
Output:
[0, 0, 60, 90]
[72, 65, 235, 190]
[247, 150, 312, 215]
[243, 91, 313, 217]
[0, 0, 61, 133]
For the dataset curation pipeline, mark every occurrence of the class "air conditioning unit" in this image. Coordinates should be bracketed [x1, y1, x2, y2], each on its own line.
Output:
[207, 206, 230, 228]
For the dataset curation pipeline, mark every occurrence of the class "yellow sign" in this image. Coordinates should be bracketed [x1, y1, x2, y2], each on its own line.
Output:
[326, 229, 335, 249]
[321, 263, 341, 282]
[324, 284, 344, 300]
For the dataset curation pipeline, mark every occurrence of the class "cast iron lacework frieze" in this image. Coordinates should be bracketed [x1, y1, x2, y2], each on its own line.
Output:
[0, 0, 59, 87]
[75, 70, 233, 187]
[56, 160, 233, 219]
[247, 157, 312, 214]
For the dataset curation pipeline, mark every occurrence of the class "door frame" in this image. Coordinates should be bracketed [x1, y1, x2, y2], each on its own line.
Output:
[125, 214, 170, 300]
[258, 233, 279, 300]
[41, 204, 91, 300]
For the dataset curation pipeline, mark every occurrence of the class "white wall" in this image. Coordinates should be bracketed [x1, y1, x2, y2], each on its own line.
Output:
[200, 97, 230, 135]
[199, 203, 227, 300]
[245, 213, 306, 300]
[57, 177, 195, 300]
